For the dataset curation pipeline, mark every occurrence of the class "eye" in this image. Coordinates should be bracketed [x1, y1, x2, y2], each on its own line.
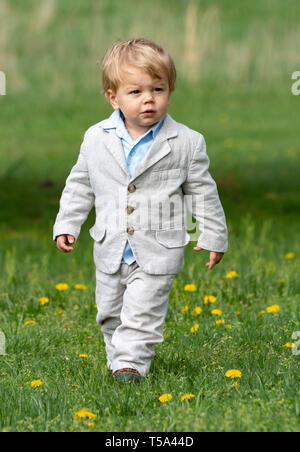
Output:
[129, 90, 140, 94]
[154, 87, 163, 92]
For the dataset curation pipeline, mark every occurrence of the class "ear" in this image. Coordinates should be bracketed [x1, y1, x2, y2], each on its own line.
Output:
[105, 89, 120, 110]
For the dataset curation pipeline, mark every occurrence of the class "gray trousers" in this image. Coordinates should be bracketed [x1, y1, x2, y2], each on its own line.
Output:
[95, 262, 175, 376]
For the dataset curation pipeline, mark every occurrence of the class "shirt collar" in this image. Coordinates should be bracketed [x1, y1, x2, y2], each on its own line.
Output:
[99, 109, 166, 144]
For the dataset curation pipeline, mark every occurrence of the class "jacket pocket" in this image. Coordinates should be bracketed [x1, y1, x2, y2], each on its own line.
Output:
[155, 229, 190, 248]
[89, 224, 106, 243]
[150, 168, 181, 181]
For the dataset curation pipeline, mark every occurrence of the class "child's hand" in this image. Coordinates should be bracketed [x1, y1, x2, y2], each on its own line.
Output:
[193, 246, 224, 270]
[56, 234, 75, 253]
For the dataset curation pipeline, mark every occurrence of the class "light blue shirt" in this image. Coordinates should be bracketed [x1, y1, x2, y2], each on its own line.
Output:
[100, 109, 165, 264]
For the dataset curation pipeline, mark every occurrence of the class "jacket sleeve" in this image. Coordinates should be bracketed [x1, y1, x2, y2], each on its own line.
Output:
[182, 134, 228, 252]
[53, 134, 95, 241]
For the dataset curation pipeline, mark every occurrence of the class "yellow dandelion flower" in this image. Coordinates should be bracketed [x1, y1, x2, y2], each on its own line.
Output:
[226, 271, 238, 279]
[284, 342, 295, 348]
[79, 354, 89, 359]
[226, 324, 231, 329]
[211, 309, 222, 316]
[190, 324, 199, 333]
[57, 309, 63, 315]
[216, 319, 225, 325]
[266, 304, 280, 313]
[30, 379, 43, 388]
[203, 295, 216, 304]
[158, 393, 172, 403]
[181, 393, 195, 402]
[285, 252, 294, 259]
[181, 305, 189, 313]
[74, 284, 87, 290]
[225, 369, 242, 379]
[73, 305, 79, 310]
[278, 278, 286, 283]
[87, 422, 95, 428]
[38, 297, 49, 305]
[192, 306, 202, 316]
[184, 284, 197, 292]
[74, 409, 96, 419]
[235, 311, 240, 316]
[24, 320, 36, 326]
[258, 310, 266, 317]
[56, 283, 69, 291]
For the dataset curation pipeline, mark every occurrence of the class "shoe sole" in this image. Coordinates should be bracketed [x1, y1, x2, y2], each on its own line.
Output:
[114, 372, 142, 383]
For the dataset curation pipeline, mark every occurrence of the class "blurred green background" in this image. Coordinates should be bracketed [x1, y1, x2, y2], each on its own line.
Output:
[0, 0, 299, 237]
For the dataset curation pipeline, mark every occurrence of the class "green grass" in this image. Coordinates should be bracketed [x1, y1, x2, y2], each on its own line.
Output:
[0, 0, 300, 432]
[0, 217, 299, 432]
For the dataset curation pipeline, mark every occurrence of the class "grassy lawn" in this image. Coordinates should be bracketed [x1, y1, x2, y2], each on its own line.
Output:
[0, 0, 299, 432]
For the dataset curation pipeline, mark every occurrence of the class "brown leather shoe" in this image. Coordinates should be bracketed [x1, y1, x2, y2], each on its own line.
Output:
[113, 368, 142, 383]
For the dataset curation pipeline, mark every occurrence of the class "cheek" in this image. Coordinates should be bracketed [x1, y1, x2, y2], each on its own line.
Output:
[122, 103, 138, 117]
[127, 102, 140, 112]
[159, 97, 169, 109]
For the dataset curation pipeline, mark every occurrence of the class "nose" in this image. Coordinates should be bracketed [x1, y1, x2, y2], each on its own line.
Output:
[143, 91, 154, 103]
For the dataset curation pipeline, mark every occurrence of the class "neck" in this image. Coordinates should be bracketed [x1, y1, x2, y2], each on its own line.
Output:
[124, 118, 155, 141]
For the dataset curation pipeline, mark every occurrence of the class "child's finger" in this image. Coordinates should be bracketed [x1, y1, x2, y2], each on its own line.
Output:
[62, 243, 74, 252]
[63, 236, 74, 252]
[206, 257, 215, 269]
[56, 236, 73, 252]
[206, 252, 223, 270]
[193, 246, 203, 251]
[66, 235, 75, 246]
[56, 236, 65, 249]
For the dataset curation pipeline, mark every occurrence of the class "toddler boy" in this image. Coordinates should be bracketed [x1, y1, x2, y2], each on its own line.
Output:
[53, 38, 228, 382]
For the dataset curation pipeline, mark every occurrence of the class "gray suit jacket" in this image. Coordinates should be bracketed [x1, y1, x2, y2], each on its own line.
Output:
[53, 113, 228, 275]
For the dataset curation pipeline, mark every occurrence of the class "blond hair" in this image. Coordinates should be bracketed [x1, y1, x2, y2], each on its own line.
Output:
[101, 38, 176, 94]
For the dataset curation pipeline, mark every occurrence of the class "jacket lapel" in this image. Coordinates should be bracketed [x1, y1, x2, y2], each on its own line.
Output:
[99, 113, 178, 181]
[101, 129, 129, 178]
[131, 114, 178, 181]
[130, 140, 171, 181]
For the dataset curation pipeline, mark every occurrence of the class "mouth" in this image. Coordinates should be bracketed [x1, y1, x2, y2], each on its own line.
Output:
[141, 110, 155, 116]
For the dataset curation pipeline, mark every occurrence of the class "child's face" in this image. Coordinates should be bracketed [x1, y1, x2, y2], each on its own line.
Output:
[106, 65, 170, 138]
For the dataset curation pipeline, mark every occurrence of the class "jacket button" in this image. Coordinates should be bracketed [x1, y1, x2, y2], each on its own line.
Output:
[128, 183, 136, 193]
[127, 226, 134, 235]
[126, 205, 134, 215]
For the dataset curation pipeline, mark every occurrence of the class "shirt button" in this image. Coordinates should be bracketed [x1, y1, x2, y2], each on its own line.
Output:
[128, 183, 136, 193]
[127, 226, 134, 235]
[126, 205, 135, 215]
